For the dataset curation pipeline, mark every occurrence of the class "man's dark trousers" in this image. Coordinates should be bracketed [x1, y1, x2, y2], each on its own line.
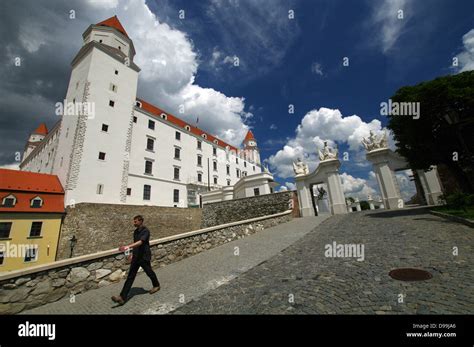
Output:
[120, 258, 160, 300]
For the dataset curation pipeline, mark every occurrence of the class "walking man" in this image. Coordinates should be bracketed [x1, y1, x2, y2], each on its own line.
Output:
[112, 215, 160, 305]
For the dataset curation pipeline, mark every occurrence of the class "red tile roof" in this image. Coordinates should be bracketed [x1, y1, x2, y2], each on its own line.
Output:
[33, 123, 48, 135]
[0, 169, 64, 193]
[96, 16, 129, 38]
[137, 98, 239, 152]
[0, 169, 65, 213]
[244, 130, 255, 142]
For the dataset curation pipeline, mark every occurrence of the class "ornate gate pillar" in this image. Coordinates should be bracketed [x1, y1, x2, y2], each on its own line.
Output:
[293, 142, 347, 216]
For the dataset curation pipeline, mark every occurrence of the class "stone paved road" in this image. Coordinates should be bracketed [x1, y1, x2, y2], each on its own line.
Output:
[22, 214, 330, 314]
[174, 207, 474, 314]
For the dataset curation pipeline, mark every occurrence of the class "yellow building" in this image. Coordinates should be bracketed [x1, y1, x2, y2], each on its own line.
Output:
[0, 166, 65, 273]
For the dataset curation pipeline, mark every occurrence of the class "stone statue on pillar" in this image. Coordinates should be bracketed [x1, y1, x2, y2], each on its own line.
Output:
[293, 157, 309, 176]
[318, 141, 338, 161]
[362, 131, 388, 152]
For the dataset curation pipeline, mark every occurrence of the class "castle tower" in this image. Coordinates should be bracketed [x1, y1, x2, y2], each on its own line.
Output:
[22, 123, 48, 161]
[52, 15, 140, 206]
[242, 130, 260, 165]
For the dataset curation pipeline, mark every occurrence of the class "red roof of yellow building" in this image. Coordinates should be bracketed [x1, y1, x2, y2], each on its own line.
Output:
[0, 169, 64, 213]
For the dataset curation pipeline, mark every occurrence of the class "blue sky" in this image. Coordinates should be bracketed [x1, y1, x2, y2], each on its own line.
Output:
[1, 0, 473, 200]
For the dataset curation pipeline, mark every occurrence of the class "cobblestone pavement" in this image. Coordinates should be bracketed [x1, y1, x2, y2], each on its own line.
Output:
[22, 215, 330, 314]
[174, 208, 473, 314]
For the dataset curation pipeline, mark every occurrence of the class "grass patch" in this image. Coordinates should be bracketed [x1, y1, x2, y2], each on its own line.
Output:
[432, 206, 474, 220]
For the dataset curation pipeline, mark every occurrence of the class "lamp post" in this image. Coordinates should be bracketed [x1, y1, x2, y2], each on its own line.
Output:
[69, 235, 77, 258]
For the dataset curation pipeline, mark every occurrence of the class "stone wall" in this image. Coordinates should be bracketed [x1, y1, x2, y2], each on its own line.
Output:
[0, 211, 292, 314]
[201, 190, 296, 228]
[56, 203, 202, 260]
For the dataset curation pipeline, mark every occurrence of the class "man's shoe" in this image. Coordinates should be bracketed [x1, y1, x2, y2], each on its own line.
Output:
[111, 295, 125, 305]
[149, 286, 161, 294]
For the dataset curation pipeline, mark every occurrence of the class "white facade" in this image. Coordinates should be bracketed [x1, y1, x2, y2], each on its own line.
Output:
[20, 17, 262, 208]
[201, 172, 277, 205]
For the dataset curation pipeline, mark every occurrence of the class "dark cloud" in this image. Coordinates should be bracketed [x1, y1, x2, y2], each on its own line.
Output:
[0, 0, 95, 165]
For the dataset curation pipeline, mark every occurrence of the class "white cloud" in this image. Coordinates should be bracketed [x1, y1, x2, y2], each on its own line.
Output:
[453, 29, 474, 73]
[369, 0, 413, 53]
[340, 172, 378, 201]
[266, 107, 387, 178]
[396, 169, 417, 201]
[269, 124, 277, 130]
[311, 62, 323, 76]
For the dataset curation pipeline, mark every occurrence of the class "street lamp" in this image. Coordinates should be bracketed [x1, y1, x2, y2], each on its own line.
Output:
[69, 235, 77, 258]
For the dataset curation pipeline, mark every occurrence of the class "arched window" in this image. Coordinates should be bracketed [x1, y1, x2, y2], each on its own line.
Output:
[2, 194, 17, 207]
[30, 196, 43, 208]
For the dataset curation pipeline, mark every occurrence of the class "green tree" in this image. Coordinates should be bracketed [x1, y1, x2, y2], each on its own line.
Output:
[387, 71, 474, 193]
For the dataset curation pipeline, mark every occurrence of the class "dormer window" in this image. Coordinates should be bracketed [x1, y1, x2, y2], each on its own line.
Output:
[202, 134, 207, 139]
[30, 196, 43, 208]
[185, 125, 191, 131]
[118, 46, 121, 50]
[136, 101, 142, 108]
[161, 113, 167, 120]
[213, 139, 219, 144]
[2, 195, 16, 207]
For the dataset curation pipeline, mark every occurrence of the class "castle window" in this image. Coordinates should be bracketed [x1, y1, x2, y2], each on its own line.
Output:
[174, 148, 181, 159]
[143, 185, 151, 200]
[2, 195, 16, 207]
[110, 83, 117, 92]
[126, 188, 131, 196]
[236, 169, 240, 178]
[147, 138, 154, 151]
[0, 222, 12, 239]
[173, 189, 179, 203]
[118, 46, 121, 50]
[102, 124, 109, 132]
[254, 188, 260, 196]
[236, 158, 239, 164]
[97, 184, 104, 195]
[213, 147, 217, 156]
[213, 160, 217, 171]
[109, 100, 115, 107]
[76, 81, 79, 90]
[30, 196, 43, 208]
[202, 134, 207, 139]
[227, 180, 231, 186]
[29, 222, 43, 237]
[253, 166, 256, 171]
[197, 173, 202, 182]
[99, 39, 103, 43]
[244, 161, 247, 168]
[161, 113, 167, 120]
[133, 116, 137, 123]
[197, 155, 202, 166]
[115, 69, 119, 75]
[213, 177, 218, 185]
[136, 101, 142, 108]
[0, 251, 4, 265]
[226, 165, 230, 175]
[174, 167, 180, 180]
[175, 131, 181, 140]
[213, 139, 218, 144]
[197, 140, 202, 150]
[145, 160, 153, 175]
[98, 152, 106, 160]
[148, 120, 155, 130]
[185, 125, 191, 131]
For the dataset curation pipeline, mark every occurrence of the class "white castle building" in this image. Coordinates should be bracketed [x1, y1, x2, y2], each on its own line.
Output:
[20, 16, 263, 208]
